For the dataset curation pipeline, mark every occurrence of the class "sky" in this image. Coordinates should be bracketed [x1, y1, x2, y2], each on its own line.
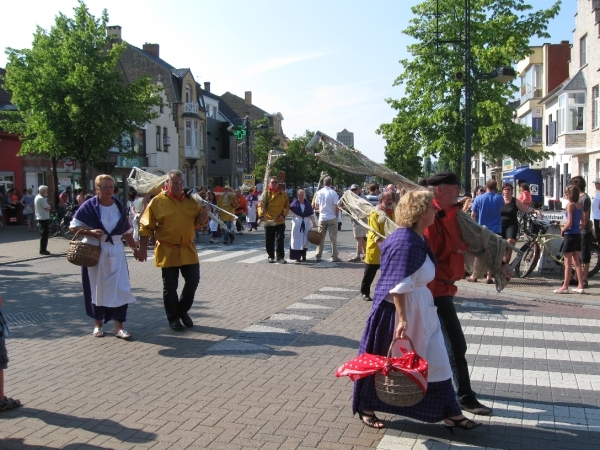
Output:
[1, 0, 578, 164]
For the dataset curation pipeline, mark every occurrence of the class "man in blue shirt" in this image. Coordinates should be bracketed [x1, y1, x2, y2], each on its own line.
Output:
[470, 179, 504, 283]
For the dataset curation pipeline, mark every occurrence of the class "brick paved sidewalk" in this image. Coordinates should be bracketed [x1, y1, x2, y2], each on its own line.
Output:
[1, 217, 599, 449]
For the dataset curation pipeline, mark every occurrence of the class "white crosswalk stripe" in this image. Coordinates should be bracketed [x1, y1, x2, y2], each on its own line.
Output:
[379, 306, 600, 449]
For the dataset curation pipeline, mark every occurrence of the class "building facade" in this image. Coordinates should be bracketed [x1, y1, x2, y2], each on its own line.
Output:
[336, 128, 354, 147]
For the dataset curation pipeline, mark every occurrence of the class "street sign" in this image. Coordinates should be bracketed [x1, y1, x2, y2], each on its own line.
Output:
[117, 156, 144, 168]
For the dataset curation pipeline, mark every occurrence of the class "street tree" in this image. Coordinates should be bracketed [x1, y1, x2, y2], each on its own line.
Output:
[251, 118, 284, 184]
[2, 0, 161, 203]
[377, 0, 560, 182]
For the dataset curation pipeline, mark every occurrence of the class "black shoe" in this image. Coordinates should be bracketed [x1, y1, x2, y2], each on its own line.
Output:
[180, 312, 193, 328]
[362, 294, 372, 301]
[168, 319, 185, 331]
[459, 397, 492, 415]
[39, 250, 51, 255]
[569, 278, 578, 286]
[301, 256, 307, 262]
[583, 280, 589, 288]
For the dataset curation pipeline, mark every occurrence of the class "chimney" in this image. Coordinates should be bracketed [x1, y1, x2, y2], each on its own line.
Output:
[245, 91, 252, 106]
[107, 25, 122, 41]
[143, 43, 160, 59]
[561, 40, 570, 45]
[204, 82, 211, 93]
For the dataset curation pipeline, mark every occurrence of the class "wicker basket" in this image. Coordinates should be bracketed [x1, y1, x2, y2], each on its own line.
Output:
[374, 337, 425, 407]
[307, 229, 322, 245]
[66, 230, 101, 267]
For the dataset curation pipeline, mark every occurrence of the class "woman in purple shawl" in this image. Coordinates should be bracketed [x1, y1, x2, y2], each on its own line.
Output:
[352, 190, 480, 434]
[288, 189, 317, 262]
[70, 175, 138, 340]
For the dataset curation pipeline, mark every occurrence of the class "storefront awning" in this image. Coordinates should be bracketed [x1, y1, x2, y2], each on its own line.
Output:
[502, 166, 543, 202]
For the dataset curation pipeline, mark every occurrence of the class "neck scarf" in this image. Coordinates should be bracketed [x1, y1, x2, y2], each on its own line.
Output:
[379, 205, 394, 216]
[372, 227, 436, 308]
[72, 195, 130, 244]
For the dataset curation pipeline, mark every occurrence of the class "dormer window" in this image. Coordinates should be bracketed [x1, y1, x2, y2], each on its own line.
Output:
[185, 84, 192, 103]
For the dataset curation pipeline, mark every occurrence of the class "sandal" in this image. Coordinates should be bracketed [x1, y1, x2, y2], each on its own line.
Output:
[93, 327, 104, 337]
[552, 288, 570, 294]
[0, 396, 22, 411]
[466, 276, 477, 282]
[444, 416, 481, 435]
[358, 409, 385, 429]
[486, 278, 494, 284]
[115, 329, 131, 340]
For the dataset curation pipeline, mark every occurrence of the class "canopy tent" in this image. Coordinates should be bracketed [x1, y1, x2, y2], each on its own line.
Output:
[502, 166, 543, 203]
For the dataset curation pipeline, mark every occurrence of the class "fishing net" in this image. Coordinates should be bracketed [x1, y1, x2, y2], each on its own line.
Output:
[306, 131, 511, 292]
[126, 167, 225, 226]
[305, 131, 419, 192]
[338, 190, 397, 239]
[456, 211, 510, 292]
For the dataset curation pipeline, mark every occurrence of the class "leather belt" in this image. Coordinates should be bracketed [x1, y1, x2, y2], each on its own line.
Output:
[157, 240, 193, 249]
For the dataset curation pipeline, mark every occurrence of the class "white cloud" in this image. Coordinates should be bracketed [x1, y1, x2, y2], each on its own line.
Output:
[241, 52, 329, 77]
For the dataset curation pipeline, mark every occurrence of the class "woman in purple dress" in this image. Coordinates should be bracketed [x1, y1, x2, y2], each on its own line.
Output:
[352, 190, 480, 434]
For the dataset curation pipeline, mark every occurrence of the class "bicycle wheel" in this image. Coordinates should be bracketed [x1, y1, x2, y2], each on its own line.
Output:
[61, 222, 74, 240]
[48, 220, 60, 237]
[37, 222, 44, 236]
[588, 243, 600, 277]
[517, 243, 540, 278]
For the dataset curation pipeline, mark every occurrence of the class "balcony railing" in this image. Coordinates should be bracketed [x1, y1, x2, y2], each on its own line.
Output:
[184, 148, 204, 159]
[184, 103, 198, 114]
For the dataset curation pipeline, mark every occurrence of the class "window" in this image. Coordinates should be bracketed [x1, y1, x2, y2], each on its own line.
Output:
[557, 95, 565, 134]
[207, 104, 216, 118]
[198, 123, 204, 150]
[190, 166, 197, 188]
[193, 121, 199, 149]
[557, 92, 586, 134]
[163, 128, 169, 152]
[185, 84, 192, 103]
[236, 142, 244, 163]
[594, 86, 600, 129]
[185, 120, 192, 147]
[519, 64, 542, 102]
[182, 166, 189, 187]
[580, 35, 587, 67]
[156, 126, 161, 151]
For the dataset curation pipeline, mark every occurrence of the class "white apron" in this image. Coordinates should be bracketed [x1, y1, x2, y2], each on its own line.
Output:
[385, 255, 452, 383]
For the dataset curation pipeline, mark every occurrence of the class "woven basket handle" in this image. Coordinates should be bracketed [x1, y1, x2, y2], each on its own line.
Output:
[71, 229, 102, 248]
[385, 336, 414, 362]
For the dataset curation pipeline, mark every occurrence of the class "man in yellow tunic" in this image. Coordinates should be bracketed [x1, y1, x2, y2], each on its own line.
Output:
[257, 176, 290, 263]
[136, 170, 208, 331]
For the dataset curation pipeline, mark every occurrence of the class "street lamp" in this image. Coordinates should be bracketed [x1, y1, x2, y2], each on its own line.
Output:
[461, 0, 516, 194]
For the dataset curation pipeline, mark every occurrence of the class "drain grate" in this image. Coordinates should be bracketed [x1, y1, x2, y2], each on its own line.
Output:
[3, 311, 59, 327]
[204, 287, 359, 359]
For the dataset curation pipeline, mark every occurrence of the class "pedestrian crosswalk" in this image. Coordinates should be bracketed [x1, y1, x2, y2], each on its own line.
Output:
[378, 302, 600, 449]
[143, 241, 329, 264]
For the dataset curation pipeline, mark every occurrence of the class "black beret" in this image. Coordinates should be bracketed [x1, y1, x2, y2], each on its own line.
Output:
[426, 171, 461, 186]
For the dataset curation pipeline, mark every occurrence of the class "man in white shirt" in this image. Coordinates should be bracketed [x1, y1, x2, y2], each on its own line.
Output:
[313, 176, 341, 262]
[34, 185, 52, 255]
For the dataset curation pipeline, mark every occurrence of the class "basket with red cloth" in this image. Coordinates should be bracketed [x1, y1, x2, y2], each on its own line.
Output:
[336, 336, 428, 406]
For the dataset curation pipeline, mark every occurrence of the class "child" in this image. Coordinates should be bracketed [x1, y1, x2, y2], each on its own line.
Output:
[0, 294, 22, 411]
[554, 186, 586, 294]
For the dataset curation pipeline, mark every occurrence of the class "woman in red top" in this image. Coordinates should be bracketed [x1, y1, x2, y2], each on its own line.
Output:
[518, 183, 532, 207]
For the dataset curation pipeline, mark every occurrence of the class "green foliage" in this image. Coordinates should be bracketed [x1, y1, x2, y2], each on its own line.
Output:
[2, 0, 161, 194]
[251, 118, 283, 183]
[378, 0, 560, 182]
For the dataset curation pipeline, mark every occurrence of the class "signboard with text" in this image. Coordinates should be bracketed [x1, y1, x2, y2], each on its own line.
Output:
[117, 156, 144, 168]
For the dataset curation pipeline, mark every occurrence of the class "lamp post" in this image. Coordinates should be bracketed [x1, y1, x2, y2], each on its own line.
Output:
[461, 0, 516, 195]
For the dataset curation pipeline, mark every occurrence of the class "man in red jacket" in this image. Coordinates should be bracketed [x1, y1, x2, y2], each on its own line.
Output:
[424, 171, 492, 416]
[235, 188, 248, 234]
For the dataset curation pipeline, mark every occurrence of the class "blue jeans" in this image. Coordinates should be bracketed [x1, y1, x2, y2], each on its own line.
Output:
[223, 221, 234, 243]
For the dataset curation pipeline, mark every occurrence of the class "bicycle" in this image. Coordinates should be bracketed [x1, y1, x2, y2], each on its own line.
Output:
[59, 203, 79, 240]
[37, 209, 61, 238]
[513, 214, 600, 278]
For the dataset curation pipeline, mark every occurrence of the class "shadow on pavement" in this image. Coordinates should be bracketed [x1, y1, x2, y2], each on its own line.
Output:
[2, 407, 156, 444]
[0, 438, 108, 449]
